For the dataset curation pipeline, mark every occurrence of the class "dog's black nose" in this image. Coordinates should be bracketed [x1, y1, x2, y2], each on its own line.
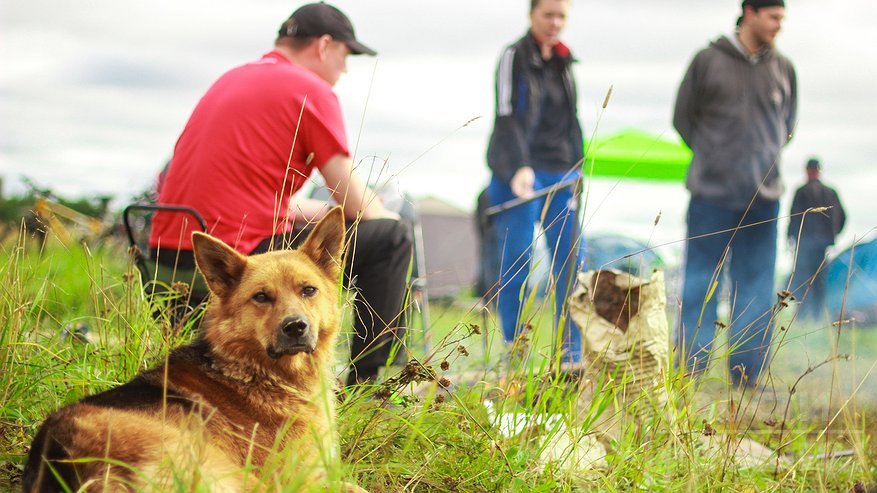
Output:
[280, 317, 309, 338]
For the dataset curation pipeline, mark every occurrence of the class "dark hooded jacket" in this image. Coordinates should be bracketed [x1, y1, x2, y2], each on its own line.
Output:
[486, 33, 585, 184]
[787, 179, 846, 246]
[674, 35, 797, 209]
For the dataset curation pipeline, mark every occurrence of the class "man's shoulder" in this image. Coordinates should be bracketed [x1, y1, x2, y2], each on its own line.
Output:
[792, 183, 808, 197]
[683, 37, 733, 74]
[503, 33, 536, 59]
[693, 36, 736, 60]
[819, 181, 841, 196]
[239, 52, 330, 86]
[508, 33, 531, 49]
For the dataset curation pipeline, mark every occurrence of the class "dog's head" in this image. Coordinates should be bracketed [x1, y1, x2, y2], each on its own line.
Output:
[192, 207, 345, 371]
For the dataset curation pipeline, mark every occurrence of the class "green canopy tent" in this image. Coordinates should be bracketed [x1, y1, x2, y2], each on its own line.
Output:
[584, 128, 692, 182]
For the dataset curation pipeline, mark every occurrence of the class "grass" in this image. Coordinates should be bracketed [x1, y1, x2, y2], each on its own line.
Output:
[1, 231, 876, 492]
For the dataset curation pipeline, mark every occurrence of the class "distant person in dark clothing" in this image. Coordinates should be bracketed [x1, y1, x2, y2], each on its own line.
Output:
[787, 158, 846, 320]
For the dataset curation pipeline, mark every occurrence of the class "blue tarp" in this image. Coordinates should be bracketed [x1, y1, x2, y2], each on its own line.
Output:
[826, 237, 877, 324]
[526, 233, 665, 296]
[586, 234, 663, 277]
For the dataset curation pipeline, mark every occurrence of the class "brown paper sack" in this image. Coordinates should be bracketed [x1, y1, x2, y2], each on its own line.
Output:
[568, 269, 670, 417]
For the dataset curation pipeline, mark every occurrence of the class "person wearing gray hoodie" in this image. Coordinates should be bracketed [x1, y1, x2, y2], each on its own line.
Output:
[673, 0, 797, 387]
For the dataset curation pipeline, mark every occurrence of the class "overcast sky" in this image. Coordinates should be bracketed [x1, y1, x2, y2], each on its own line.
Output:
[2, 0, 876, 264]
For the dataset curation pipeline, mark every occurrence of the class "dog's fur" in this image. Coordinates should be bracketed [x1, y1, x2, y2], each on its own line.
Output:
[23, 207, 364, 492]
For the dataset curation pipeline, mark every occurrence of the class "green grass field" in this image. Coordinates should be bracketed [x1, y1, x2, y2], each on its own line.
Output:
[1, 232, 875, 492]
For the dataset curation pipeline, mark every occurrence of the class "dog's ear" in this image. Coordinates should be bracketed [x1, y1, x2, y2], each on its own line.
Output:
[299, 206, 345, 278]
[192, 232, 248, 298]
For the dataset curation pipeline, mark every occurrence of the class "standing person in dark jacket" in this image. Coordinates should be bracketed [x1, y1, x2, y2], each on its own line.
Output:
[673, 0, 797, 386]
[787, 158, 846, 320]
[486, 0, 586, 365]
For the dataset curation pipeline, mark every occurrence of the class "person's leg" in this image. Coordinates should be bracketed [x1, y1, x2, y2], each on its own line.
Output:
[342, 219, 413, 385]
[790, 241, 828, 320]
[534, 170, 585, 363]
[679, 198, 734, 376]
[726, 201, 779, 386]
[808, 244, 829, 319]
[488, 175, 538, 343]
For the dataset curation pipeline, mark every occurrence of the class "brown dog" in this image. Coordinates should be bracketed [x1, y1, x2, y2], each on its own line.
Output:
[23, 207, 365, 492]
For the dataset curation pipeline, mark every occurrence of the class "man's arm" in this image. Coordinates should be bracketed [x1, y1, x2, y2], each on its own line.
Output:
[288, 195, 333, 224]
[831, 188, 846, 236]
[787, 189, 803, 241]
[673, 55, 700, 147]
[317, 153, 399, 221]
[487, 45, 531, 187]
[784, 62, 798, 145]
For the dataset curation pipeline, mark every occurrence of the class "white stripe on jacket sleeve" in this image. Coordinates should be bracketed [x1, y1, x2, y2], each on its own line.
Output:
[496, 47, 515, 117]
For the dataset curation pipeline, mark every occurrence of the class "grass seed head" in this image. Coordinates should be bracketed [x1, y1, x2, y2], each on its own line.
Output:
[702, 420, 715, 436]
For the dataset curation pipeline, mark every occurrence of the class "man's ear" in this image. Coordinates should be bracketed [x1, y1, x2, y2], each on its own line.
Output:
[317, 34, 334, 60]
[299, 206, 345, 279]
[192, 232, 247, 299]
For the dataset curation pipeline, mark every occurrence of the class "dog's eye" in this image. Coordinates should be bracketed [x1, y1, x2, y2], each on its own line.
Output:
[252, 292, 271, 303]
[301, 286, 317, 298]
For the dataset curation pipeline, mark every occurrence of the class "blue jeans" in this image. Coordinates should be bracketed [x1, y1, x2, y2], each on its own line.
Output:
[488, 170, 586, 363]
[679, 198, 778, 386]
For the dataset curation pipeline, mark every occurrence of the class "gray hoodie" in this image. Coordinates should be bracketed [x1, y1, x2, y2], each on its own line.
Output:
[673, 35, 797, 209]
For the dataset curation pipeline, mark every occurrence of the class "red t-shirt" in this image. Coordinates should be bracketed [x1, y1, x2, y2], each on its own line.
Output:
[149, 51, 348, 253]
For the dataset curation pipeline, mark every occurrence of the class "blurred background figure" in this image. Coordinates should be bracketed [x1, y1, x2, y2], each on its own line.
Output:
[787, 157, 846, 320]
[485, 0, 586, 365]
[673, 0, 797, 386]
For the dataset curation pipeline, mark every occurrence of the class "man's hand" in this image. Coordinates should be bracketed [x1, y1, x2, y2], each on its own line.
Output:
[510, 166, 535, 199]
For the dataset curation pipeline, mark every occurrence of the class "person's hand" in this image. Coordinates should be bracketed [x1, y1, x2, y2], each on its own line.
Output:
[510, 166, 535, 199]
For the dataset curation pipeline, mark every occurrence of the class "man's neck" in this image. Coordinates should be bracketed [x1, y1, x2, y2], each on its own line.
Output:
[274, 45, 298, 63]
[540, 44, 554, 60]
[736, 28, 766, 55]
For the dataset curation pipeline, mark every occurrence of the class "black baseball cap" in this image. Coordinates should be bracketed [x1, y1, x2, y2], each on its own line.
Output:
[742, 0, 785, 10]
[806, 158, 821, 170]
[279, 3, 376, 56]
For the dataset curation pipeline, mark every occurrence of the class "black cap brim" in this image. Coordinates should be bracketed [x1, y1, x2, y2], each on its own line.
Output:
[346, 39, 377, 56]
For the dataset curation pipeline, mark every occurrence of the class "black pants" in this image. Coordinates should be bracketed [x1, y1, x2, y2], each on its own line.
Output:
[789, 240, 830, 320]
[154, 218, 413, 385]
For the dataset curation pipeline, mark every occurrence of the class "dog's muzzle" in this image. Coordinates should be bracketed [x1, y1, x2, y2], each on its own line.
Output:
[267, 316, 317, 358]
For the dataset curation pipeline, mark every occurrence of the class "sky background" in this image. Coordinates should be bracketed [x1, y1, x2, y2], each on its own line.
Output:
[2, 0, 876, 267]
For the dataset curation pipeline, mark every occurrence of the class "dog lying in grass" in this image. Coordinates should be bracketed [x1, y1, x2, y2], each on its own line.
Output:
[23, 207, 366, 492]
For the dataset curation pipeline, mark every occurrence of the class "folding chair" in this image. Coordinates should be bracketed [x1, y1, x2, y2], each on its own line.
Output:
[122, 203, 209, 324]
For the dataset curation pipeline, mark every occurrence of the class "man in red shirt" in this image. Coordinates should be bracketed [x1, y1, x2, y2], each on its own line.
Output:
[149, 3, 412, 386]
